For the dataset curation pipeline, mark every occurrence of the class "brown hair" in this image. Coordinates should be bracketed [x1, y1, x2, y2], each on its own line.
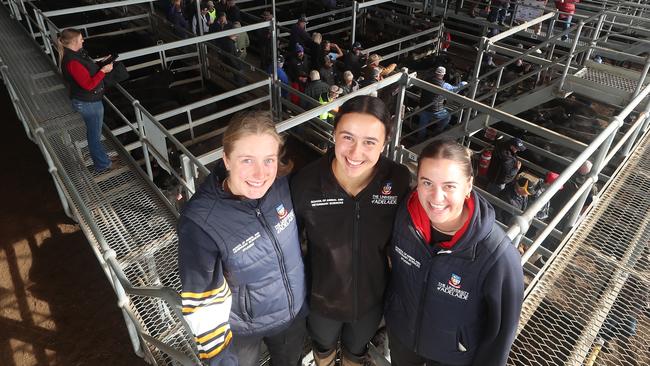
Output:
[57, 28, 82, 70]
[418, 139, 473, 179]
[333, 95, 393, 141]
[222, 111, 293, 175]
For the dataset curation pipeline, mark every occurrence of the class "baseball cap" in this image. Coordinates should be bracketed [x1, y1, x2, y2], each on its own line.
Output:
[295, 43, 304, 53]
[329, 85, 343, 95]
[516, 177, 535, 196]
[545, 171, 560, 184]
[512, 138, 526, 151]
[435, 66, 446, 75]
[298, 15, 308, 23]
[352, 42, 362, 49]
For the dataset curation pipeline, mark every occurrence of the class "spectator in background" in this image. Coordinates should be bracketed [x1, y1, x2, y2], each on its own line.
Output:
[319, 56, 337, 86]
[206, 1, 217, 24]
[362, 53, 382, 81]
[233, 21, 249, 60]
[290, 71, 309, 106]
[340, 70, 359, 95]
[498, 174, 535, 223]
[551, 160, 597, 226]
[289, 15, 311, 53]
[255, 10, 273, 70]
[416, 66, 452, 140]
[209, 11, 231, 33]
[310, 33, 324, 69]
[191, 3, 210, 35]
[222, 0, 241, 23]
[286, 43, 311, 82]
[268, 55, 289, 97]
[305, 70, 330, 102]
[534, 171, 560, 221]
[169, 0, 189, 37]
[486, 137, 526, 195]
[343, 42, 366, 77]
[358, 67, 381, 97]
[318, 85, 343, 122]
[555, 0, 580, 40]
[322, 40, 343, 62]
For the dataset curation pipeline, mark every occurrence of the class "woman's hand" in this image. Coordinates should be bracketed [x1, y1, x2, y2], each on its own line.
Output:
[101, 63, 114, 73]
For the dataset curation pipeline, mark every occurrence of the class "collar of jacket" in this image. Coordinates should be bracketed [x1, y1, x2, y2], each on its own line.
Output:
[407, 190, 496, 261]
[319, 148, 390, 198]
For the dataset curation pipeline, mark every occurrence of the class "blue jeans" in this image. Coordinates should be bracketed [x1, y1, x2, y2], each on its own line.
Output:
[71, 99, 111, 171]
[560, 15, 573, 40]
[418, 109, 451, 140]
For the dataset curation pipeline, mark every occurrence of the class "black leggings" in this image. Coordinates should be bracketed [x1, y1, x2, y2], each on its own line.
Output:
[308, 305, 383, 356]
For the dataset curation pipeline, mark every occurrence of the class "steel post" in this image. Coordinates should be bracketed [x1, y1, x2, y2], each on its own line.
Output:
[557, 21, 585, 93]
[564, 121, 619, 231]
[583, 13, 606, 65]
[463, 37, 487, 135]
[622, 99, 650, 156]
[390, 69, 408, 159]
[632, 55, 650, 98]
[351, 1, 358, 47]
[181, 154, 197, 199]
[133, 101, 154, 181]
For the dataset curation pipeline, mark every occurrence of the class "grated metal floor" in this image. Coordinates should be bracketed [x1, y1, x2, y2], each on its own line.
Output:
[579, 67, 645, 94]
[0, 6, 196, 366]
[509, 131, 650, 366]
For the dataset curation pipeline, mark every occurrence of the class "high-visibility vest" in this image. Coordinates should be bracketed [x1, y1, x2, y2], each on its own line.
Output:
[319, 95, 334, 120]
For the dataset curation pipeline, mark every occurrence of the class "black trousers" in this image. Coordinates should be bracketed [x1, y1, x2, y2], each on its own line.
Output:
[388, 328, 457, 366]
[308, 304, 383, 356]
[230, 316, 307, 366]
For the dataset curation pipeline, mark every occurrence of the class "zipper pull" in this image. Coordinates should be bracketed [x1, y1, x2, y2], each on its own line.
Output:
[255, 208, 261, 217]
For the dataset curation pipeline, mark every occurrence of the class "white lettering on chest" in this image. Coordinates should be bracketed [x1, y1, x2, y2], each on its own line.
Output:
[310, 198, 345, 207]
[232, 232, 261, 254]
[436, 282, 470, 301]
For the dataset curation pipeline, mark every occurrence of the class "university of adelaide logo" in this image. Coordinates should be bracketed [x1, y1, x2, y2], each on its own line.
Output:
[372, 181, 398, 205]
[449, 273, 462, 289]
[276, 203, 288, 220]
[274, 203, 295, 234]
[381, 182, 393, 195]
[437, 272, 469, 301]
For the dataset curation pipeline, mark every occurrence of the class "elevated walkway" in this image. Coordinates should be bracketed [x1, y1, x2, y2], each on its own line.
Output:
[0, 5, 196, 365]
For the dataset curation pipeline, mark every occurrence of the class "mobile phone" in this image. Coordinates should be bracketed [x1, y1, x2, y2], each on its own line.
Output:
[97, 54, 118, 67]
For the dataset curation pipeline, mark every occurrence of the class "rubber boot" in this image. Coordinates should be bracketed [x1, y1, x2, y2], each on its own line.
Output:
[313, 348, 336, 366]
[341, 349, 368, 366]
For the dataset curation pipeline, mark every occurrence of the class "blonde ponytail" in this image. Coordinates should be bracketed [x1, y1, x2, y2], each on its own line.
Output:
[57, 28, 82, 70]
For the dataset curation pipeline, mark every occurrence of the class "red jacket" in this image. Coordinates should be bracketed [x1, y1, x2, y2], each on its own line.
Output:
[555, 0, 579, 17]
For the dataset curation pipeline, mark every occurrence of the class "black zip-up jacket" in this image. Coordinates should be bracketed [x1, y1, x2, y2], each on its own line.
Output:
[61, 48, 105, 102]
[291, 152, 410, 321]
[385, 191, 524, 366]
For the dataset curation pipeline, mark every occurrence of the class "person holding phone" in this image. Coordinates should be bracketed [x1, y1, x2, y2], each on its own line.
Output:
[58, 28, 114, 172]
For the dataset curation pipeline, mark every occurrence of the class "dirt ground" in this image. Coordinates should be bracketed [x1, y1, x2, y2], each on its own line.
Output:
[0, 88, 146, 365]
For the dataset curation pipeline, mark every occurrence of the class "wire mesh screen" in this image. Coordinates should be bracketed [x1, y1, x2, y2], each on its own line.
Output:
[509, 133, 650, 366]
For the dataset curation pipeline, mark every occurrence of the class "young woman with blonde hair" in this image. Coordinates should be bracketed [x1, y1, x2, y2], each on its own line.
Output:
[58, 28, 114, 172]
[178, 111, 307, 366]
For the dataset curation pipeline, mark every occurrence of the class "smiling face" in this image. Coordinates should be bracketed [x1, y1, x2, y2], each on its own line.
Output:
[332, 112, 386, 184]
[223, 133, 279, 199]
[417, 158, 473, 232]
